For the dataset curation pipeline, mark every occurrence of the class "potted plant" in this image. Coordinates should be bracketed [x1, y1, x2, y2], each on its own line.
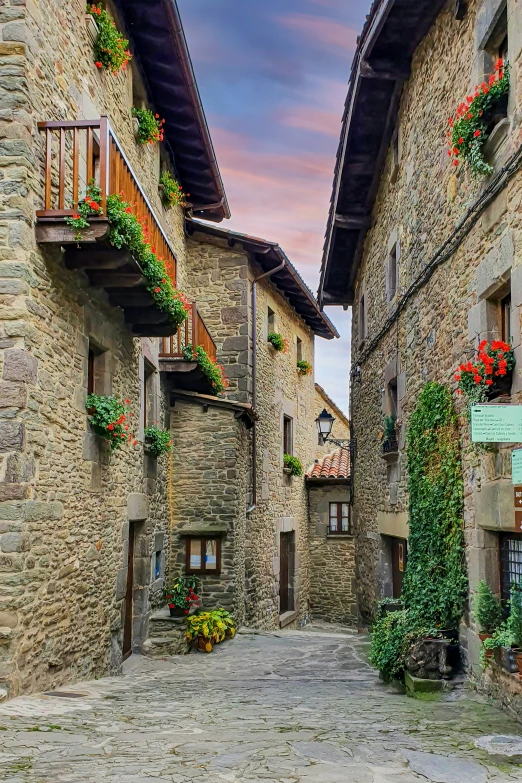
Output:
[181, 345, 229, 394]
[474, 581, 502, 648]
[159, 171, 188, 209]
[454, 340, 515, 407]
[86, 4, 132, 74]
[267, 332, 288, 353]
[382, 414, 398, 455]
[297, 360, 312, 376]
[186, 609, 236, 652]
[508, 584, 522, 674]
[164, 576, 200, 617]
[132, 107, 165, 145]
[283, 454, 303, 477]
[85, 394, 136, 450]
[144, 425, 172, 457]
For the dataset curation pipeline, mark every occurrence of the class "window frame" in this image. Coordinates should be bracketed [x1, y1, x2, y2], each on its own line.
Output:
[328, 502, 352, 535]
[267, 306, 276, 335]
[499, 532, 522, 606]
[387, 243, 398, 302]
[359, 294, 366, 344]
[185, 537, 221, 575]
[283, 415, 293, 455]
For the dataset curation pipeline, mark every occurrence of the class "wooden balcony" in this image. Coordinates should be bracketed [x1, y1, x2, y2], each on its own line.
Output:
[159, 306, 218, 394]
[35, 117, 180, 337]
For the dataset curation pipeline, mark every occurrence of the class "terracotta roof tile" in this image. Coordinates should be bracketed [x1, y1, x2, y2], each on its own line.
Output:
[306, 447, 351, 480]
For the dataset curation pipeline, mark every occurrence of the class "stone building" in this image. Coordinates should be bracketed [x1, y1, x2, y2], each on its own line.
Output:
[314, 383, 350, 459]
[0, 0, 229, 700]
[166, 222, 338, 631]
[318, 0, 522, 706]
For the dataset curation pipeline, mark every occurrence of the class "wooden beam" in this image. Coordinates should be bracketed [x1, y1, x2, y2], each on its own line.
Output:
[64, 249, 131, 270]
[124, 307, 169, 325]
[35, 220, 109, 245]
[87, 272, 144, 288]
[108, 290, 154, 307]
[334, 214, 372, 230]
[360, 58, 410, 82]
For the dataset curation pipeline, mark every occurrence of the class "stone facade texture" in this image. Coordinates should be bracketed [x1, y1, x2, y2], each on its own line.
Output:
[346, 0, 522, 707]
[0, 0, 183, 698]
[307, 484, 356, 625]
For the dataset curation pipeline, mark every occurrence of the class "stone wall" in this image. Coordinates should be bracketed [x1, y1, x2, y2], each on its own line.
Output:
[168, 400, 248, 625]
[0, 0, 185, 698]
[185, 235, 318, 630]
[348, 0, 522, 683]
[307, 483, 357, 625]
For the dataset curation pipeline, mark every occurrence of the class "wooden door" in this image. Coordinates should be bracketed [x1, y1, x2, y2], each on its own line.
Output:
[280, 532, 295, 614]
[391, 538, 407, 599]
[123, 522, 135, 661]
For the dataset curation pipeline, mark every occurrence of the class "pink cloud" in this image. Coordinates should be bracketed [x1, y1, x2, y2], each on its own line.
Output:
[210, 127, 335, 282]
[276, 13, 359, 52]
[279, 107, 341, 137]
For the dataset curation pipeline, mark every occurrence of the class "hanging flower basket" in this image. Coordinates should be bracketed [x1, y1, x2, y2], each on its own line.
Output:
[454, 339, 515, 407]
[447, 59, 509, 177]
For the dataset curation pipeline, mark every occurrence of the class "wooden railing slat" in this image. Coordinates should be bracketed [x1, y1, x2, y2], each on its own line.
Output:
[58, 127, 65, 210]
[72, 128, 79, 207]
[45, 128, 52, 210]
[86, 127, 93, 184]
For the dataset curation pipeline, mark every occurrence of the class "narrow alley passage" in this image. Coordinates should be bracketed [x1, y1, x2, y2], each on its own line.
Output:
[0, 626, 521, 782]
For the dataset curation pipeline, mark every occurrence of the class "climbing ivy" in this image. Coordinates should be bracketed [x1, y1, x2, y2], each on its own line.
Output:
[402, 382, 468, 629]
[370, 383, 468, 678]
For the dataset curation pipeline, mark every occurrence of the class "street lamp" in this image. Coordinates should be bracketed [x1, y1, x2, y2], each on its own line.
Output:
[316, 409, 335, 445]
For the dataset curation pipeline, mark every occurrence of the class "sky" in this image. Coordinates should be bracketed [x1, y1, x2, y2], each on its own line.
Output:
[177, 0, 369, 414]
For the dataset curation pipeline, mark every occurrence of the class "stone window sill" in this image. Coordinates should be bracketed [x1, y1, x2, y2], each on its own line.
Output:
[327, 534, 354, 540]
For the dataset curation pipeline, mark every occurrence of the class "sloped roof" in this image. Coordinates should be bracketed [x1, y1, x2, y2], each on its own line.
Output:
[306, 448, 351, 481]
[315, 383, 350, 428]
[318, 0, 447, 305]
[187, 220, 339, 340]
[118, 0, 229, 222]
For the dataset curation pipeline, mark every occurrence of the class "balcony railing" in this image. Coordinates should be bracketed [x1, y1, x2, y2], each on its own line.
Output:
[37, 116, 177, 285]
[160, 305, 217, 361]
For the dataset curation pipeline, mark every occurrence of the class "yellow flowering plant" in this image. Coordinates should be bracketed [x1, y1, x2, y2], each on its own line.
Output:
[186, 609, 236, 648]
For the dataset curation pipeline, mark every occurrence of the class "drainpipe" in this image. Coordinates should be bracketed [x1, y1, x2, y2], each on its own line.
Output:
[247, 254, 286, 514]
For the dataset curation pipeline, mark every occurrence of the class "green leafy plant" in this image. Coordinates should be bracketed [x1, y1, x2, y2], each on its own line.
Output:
[508, 583, 522, 647]
[481, 625, 514, 667]
[474, 580, 502, 634]
[284, 454, 303, 477]
[186, 609, 236, 646]
[159, 171, 188, 208]
[370, 383, 468, 680]
[448, 59, 509, 176]
[182, 345, 228, 394]
[144, 425, 172, 457]
[296, 359, 312, 376]
[105, 192, 190, 330]
[164, 576, 200, 612]
[132, 107, 165, 145]
[64, 181, 103, 241]
[268, 332, 288, 353]
[87, 4, 131, 74]
[86, 394, 135, 450]
[383, 414, 397, 443]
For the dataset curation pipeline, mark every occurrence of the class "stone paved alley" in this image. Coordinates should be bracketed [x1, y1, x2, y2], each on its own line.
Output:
[1, 626, 522, 782]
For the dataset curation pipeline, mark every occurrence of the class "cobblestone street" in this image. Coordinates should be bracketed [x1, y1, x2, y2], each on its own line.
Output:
[1, 626, 522, 782]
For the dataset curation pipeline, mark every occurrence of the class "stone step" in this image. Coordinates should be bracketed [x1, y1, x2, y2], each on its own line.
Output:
[143, 606, 190, 657]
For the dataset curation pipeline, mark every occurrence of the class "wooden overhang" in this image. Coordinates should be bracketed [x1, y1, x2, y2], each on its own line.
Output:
[186, 221, 339, 341]
[115, 0, 230, 223]
[170, 389, 258, 430]
[318, 0, 448, 307]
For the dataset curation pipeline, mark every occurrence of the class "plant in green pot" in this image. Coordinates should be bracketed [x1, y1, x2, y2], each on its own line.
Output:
[474, 580, 502, 646]
[164, 576, 200, 617]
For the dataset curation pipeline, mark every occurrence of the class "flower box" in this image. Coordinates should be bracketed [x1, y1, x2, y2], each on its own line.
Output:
[382, 438, 398, 457]
[486, 369, 512, 400]
[85, 14, 99, 45]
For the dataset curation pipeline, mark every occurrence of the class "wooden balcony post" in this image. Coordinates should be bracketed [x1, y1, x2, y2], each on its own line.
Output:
[192, 303, 198, 360]
[99, 116, 110, 213]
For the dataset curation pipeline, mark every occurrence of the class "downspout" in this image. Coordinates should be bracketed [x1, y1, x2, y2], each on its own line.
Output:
[247, 254, 287, 514]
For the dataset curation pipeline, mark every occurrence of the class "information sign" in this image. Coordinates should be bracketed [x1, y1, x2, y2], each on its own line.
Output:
[471, 405, 522, 443]
[513, 451, 522, 485]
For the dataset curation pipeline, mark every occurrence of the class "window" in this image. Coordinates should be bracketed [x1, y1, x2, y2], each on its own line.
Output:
[329, 503, 352, 534]
[501, 292, 511, 343]
[390, 128, 399, 182]
[359, 295, 366, 343]
[483, 6, 508, 133]
[387, 243, 398, 301]
[87, 349, 95, 396]
[143, 361, 155, 430]
[154, 551, 162, 580]
[386, 378, 398, 418]
[185, 537, 221, 574]
[268, 306, 276, 334]
[296, 337, 303, 362]
[283, 415, 293, 455]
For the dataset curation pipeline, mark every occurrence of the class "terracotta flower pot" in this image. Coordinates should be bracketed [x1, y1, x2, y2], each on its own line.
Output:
[513, 650, 522, 675]
[479, 633, 494, 659]
[197, 636, 213, 653]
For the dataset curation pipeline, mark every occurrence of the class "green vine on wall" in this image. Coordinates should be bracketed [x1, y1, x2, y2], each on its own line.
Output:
[402, 382, 468, 629]
[370, 383, 468, 679]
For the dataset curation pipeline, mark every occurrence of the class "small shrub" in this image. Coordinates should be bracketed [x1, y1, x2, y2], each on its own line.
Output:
[182, 345, 228, 394]
[297, 360, 312, 376]
[144, 426, 172, 457]
[267, 332, 288, 353]
[186, 609, 235, 645]
[86, 394, 135, 450]
[473, 580, 502, 634]
[284, 454, 303, 477]
[132, 107, 165, 145]
[164, 576, 200, 613]
[383, 414, 397, 442]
